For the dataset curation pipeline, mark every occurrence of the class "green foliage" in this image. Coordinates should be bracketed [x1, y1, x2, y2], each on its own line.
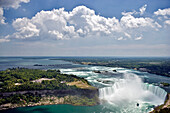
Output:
[0, 93, 41, 105]
[0, 68, 86, 92]
[160, 82, 170, 86]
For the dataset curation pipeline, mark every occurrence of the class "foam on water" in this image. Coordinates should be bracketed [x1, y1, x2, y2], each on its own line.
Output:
[99, 73, 167, 112]
[61, 66, 168, 113]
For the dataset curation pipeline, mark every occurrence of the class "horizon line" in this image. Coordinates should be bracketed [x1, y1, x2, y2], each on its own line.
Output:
[0, 56, 170, 58]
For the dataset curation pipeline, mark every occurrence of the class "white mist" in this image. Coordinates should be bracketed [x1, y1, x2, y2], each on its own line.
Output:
[99, 73, 167, 112]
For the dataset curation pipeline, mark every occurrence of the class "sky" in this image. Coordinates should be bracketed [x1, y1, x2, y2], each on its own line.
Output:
[0, 0, 170, 56]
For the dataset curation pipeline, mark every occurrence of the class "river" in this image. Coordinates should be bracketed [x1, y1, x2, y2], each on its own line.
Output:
[0, 57, 169, 113]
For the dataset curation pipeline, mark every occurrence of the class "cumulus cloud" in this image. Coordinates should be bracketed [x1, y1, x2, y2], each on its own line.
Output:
[120, 4, 161, 33]
[12, 18, 40, 39]
[120, 15, 155, 28]
[154, 8, 170, 16]
[7, 6, 120, 40]
[0, 0, 30, 24]
[154, 8, 170, 27]
[4, 5, 162, 42]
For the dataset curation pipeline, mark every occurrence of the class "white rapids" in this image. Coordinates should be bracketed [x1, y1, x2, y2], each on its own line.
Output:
[60, 66, 168, 113]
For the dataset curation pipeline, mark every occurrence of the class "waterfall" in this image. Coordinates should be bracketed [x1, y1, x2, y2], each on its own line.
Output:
[142, 83, 167, 101]
[99, 73, 167, 106]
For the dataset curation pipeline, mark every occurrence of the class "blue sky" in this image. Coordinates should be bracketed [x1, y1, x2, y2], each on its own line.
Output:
[0, 0, 170, 56]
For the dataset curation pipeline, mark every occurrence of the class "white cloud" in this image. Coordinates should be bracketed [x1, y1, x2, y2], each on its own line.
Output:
[122, 4, 147, 16]
[0, 38, 10, 43]
[119, 4, 161, 38]
[120, 5, 156, 30]
[0, 7, 5, 24]
[69, 6, 121, 37]
[139, 4, 147, 15]
[4, 5, 161, 42]
[154, 8, 170, 27]
[164, 20, 170, 25]
[154, 8, 170, 16]
[48, 30, 64, 39]
[0, 0, 30, 24]
[124, 32, 131, 38]
[122, 10, 136, 16]
[117, 37, 124, 40]
[7, 6, 121, 40]
[120, 15, 155, 28]
[0, 0, 30, 9]
[135, 36, 143, 40]
[12, 17, 40, 39]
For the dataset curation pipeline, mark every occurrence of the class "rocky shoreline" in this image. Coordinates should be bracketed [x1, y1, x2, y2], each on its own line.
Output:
[0, 95, 99, 111]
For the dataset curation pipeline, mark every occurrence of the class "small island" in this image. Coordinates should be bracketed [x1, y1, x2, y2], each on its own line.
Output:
[0, 68, 99, 110]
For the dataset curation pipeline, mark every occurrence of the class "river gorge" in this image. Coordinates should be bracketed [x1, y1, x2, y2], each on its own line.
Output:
[0, 57, 169, 113]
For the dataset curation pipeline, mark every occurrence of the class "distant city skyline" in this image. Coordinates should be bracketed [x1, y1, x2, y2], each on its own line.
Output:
[0, 0, 170, 56]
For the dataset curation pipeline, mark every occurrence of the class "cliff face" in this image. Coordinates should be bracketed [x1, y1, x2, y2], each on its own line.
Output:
[0, 89, 99, 110]
[0, 89, 98, 98]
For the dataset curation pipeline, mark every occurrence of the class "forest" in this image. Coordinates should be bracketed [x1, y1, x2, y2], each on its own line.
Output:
[0, 68, 88, 92]
[0, 68, 96, 107]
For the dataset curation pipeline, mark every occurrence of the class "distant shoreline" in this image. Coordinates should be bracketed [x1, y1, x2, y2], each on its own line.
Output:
[58, 59, 170, 77]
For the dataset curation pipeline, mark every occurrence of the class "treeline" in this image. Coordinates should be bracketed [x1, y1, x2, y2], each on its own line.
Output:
[0, 68, 87, 92]
[0, 93, 41, 105]
[57, 57, 170, 77]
